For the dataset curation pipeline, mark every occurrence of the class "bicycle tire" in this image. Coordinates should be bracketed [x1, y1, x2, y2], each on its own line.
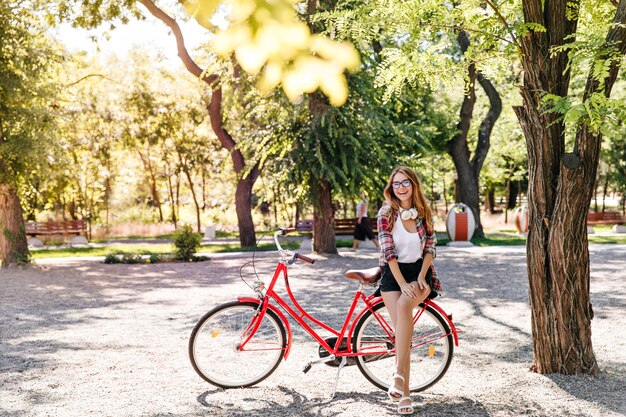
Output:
[353, 302, 454, 392]
[189, 301, 286, 388]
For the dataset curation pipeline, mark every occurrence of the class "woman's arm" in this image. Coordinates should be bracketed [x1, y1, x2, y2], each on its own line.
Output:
[387, 258, 419, 298]
[417, 252, 433, 291]
[377, 205, 396, 261]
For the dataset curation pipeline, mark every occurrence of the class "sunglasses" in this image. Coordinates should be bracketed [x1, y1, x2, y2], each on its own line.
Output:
[392, 179, 412, 189]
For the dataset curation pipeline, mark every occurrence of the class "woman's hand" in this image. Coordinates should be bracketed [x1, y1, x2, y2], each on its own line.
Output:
[400, 282, 417, 298]
[417, 275, 428, 291]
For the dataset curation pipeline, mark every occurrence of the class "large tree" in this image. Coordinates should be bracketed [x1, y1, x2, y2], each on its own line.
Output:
[447, 30, 502, 238]
[0, 3, 60, 266]
[137, 0, 260, 246]
[510, 0, 626, 373]
[332, 0, 626, 374]
[325, 1, 506, 239]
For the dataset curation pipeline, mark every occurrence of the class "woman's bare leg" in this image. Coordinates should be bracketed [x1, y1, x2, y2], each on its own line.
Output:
[394, 288, 431, 397]
[381, 291, 402, 394]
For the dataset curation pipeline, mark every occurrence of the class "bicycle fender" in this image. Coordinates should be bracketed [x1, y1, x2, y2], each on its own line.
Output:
[237, 297, 292, 360]
[427, 301, 460, 347]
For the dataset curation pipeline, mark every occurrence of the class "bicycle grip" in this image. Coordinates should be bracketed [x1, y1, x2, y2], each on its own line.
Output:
[296, 253, 315, 264]
[280, 227, 296, 235]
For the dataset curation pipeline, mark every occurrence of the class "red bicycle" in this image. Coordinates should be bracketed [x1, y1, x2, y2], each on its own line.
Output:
[189, 228, 459, 394]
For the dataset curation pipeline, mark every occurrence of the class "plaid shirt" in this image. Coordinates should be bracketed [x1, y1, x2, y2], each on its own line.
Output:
[377, 203, 442, 292]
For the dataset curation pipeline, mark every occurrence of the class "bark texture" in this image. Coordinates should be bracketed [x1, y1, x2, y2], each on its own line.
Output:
[312, 179, 337, 254]
[513, 0, 626, 374]
[0, 183, 29, 267]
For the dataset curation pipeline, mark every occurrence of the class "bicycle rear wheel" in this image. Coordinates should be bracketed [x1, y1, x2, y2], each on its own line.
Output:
[189, 301, 286, 388]
[353, 302, 453, 392]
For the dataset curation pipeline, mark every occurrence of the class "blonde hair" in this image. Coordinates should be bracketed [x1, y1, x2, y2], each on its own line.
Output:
[383, 166, 434, 233]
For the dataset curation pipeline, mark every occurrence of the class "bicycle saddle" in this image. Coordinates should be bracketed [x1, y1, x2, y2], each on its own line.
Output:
[344, 267, 382, 285]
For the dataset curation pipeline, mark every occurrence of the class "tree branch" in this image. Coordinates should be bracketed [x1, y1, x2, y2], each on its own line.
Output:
[434, 23, 515, 45]
[472, 72, 502, 173]
[0, 114, 5, 145]
[66, 73, 119, 87]
[137, 0, 240, 162]
[598, 0, 626, 96]
[136, 0, 217, 86]
[482, 0, 519, 47]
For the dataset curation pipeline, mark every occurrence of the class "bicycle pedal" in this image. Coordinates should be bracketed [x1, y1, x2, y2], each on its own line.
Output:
[303, 363, 312, 374]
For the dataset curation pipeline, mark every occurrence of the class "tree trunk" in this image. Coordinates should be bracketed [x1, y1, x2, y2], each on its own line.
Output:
[0, 183, 29, 267]
[447, 30, 502, 239]
[507, 180, 519, 210]
[485, 187, 496, 213]
[236, 174, 257, 247]
[137, 148, 164, 222]
[177, 151, 202, 233]
[601, 171, 610, 212]
[312, 179, 337, 254]
[208, 87, 260, 247]
[511, 0, 626, 374]
[164, 159, 178, 228]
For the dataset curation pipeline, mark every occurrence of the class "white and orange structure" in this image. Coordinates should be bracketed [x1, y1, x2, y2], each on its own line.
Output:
[445, 203, 475, 242]
[514, 206, 529, 234]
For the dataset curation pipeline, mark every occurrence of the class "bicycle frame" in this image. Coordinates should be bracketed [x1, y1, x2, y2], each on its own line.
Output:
[237, 252, 459, 362]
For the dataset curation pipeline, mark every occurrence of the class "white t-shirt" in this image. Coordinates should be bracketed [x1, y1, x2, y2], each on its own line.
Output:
[355, 199, 367, 218]
[392, 214, 422, 263]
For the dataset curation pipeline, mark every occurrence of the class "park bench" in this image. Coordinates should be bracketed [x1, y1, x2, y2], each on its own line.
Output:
[294, 218, 378, 235]
[25, 219, 86, 238]
[586, 211, 625, 234]
[586, 211, 625, 225]
[295, 219, 314, 232]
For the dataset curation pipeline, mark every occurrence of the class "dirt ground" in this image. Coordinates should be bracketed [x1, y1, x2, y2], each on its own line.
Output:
[1, 244, 625, 417]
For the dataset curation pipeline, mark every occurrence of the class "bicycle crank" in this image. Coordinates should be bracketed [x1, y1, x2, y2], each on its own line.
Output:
[318, 337, 357, 367]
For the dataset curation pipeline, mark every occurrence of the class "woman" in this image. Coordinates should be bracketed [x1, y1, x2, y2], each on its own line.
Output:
[376, 166, 441, 415]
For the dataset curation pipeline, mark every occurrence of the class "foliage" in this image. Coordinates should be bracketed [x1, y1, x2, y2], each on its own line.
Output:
[260, 59, 452, 212]
[50, 0, 360, 106]
[103, 253, 145, 264]
[0, 2, 62, 185]
[173, 224, 202, 260]
[182, 0, 360, 105]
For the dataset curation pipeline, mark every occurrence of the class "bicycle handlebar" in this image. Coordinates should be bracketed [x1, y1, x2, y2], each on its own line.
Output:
[273, 229, 315, 264]
[295, 253, 315, 264]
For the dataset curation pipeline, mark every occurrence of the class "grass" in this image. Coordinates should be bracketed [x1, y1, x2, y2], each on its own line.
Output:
[588, 235, 626, 244]
[30, 244, 174, 259]
[29, 228, 626, 260]
[30, 241, 301, 259]
[437, 229, 626, 246]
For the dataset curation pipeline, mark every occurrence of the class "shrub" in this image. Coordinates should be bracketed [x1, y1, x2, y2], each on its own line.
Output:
[104, 253, 145, 264]
[173, 225, 202, 261]
[104, 254, 118, 264]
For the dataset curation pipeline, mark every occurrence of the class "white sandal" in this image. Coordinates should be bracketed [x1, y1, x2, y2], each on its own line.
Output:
[398, 396, 414, 415]
[387, 373, 405, 401]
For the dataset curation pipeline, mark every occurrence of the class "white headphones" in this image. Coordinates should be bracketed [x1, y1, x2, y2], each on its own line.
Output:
[400, 207, 418, 220]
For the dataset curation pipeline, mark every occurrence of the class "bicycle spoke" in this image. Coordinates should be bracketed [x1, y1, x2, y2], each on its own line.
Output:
[189, 302, 286, 388]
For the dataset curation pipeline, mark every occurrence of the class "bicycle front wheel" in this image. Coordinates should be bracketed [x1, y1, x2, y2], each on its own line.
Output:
[353, 302, 454, 392]
[189, 301, 286, 388]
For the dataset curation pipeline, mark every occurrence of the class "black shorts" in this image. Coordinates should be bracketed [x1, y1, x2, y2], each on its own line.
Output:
[353, 217, 375, 241]
[379, 259, 437, 298]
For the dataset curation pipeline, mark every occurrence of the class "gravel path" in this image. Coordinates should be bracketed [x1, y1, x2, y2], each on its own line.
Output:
[1, 244, 625, 417]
